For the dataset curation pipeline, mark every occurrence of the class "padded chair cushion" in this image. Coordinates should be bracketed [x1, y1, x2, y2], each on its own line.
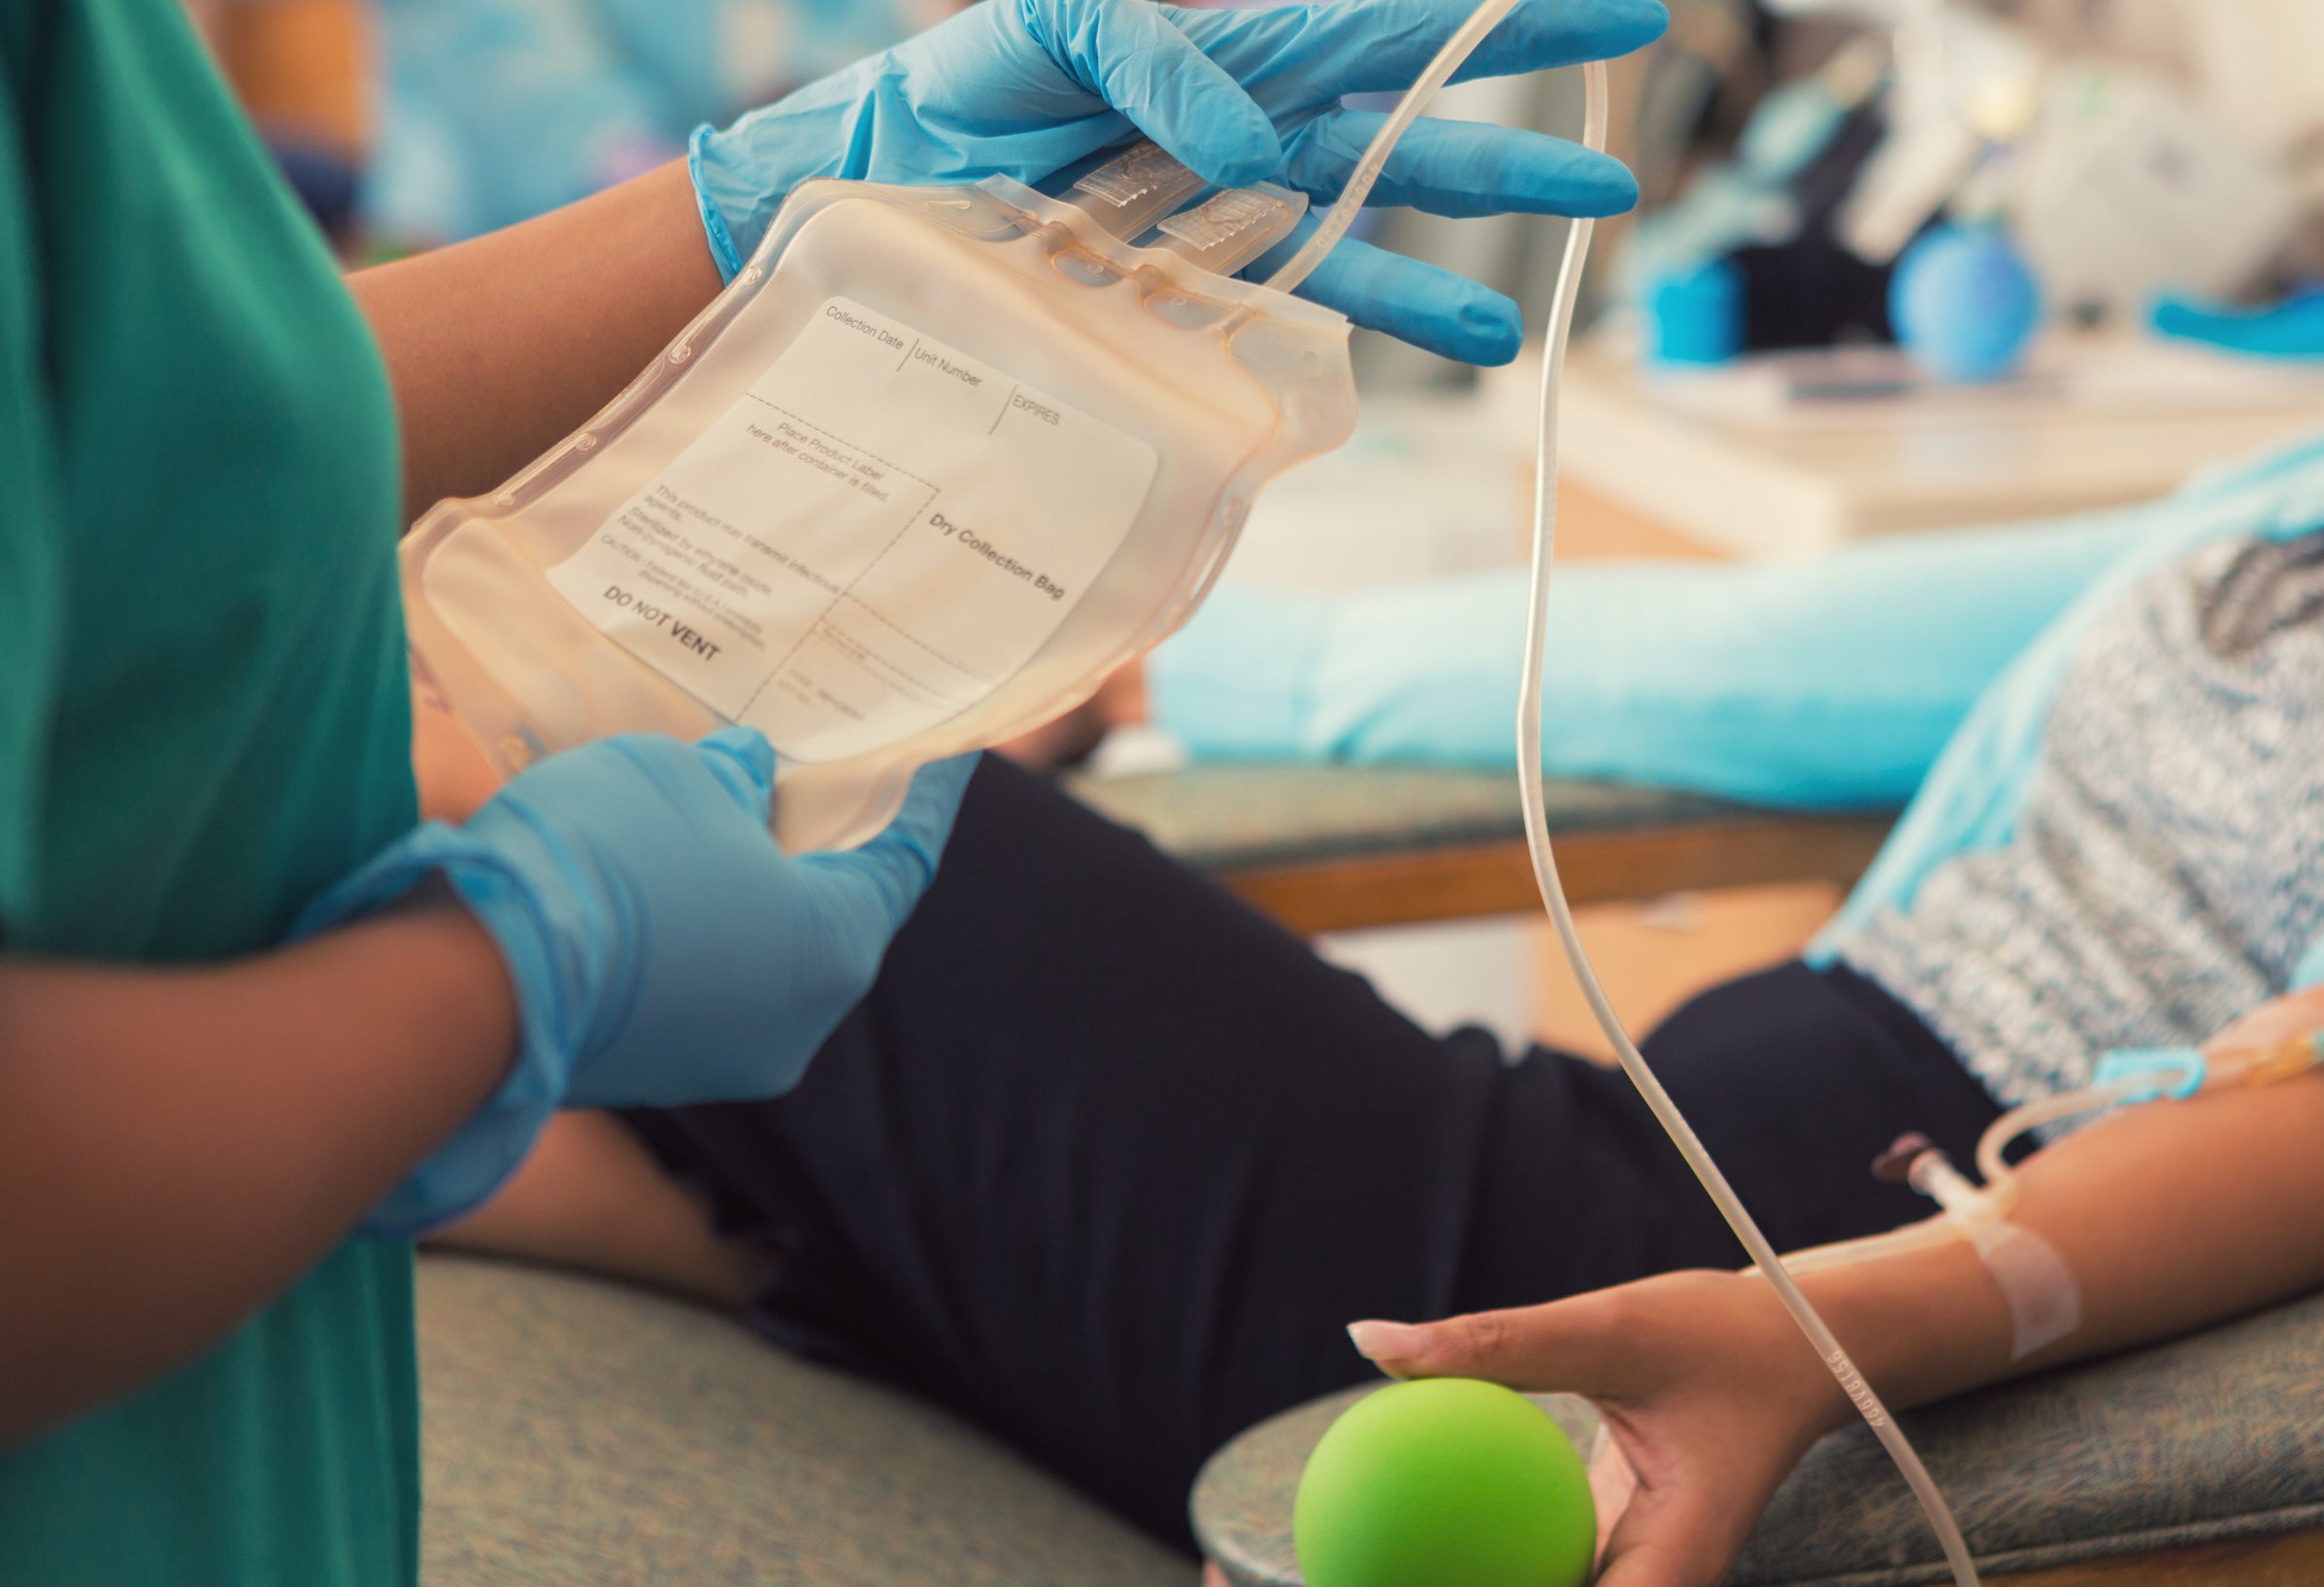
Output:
[416, 1253, 1188, 1587]
[1192, 1289, 2324, 1587]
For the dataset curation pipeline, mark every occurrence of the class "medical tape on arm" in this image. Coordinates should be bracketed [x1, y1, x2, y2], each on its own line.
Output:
[1965, 1217, 2079, 1361]
[1786, 1140, 2080, 1363]
[1785, 1208, 2082, 1363]
[1896, 1135, 2080, 1361]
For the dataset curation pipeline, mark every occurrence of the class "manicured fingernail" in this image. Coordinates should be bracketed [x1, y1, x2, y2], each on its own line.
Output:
[1348, 1320, 1430, 1361]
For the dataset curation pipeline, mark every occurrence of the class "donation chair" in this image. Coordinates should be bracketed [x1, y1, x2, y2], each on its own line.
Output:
[419, 766, 2324, 1585]
[419, 1253, 2324, 1586]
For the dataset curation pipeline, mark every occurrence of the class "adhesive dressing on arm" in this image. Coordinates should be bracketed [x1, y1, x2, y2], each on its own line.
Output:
[1786, 1031, 2324, 1373]
[1971, 1221, 2080, 1361]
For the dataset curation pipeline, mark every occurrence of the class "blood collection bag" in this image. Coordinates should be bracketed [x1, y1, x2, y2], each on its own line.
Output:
[401, 145, 1359, 849]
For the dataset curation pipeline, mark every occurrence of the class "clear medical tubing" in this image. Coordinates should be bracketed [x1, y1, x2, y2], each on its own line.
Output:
[1259, 8, 1982, 1583]
[1260, 0, 1527, 296]
[1794, 1033, 2322, 1275]
[1779, 1217, 1963, 1278]
[1513, 63, 1984, 1587]
[1975, 1084, 2127, 1190]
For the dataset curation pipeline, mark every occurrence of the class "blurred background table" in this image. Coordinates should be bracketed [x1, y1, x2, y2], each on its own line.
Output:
[1550, 334, 2324, 556]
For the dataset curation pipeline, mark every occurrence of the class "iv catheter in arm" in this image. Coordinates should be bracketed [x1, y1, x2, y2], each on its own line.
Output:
[1784, 1032, 2324, 1281]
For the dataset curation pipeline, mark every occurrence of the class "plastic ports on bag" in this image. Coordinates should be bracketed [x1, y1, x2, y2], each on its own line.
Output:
[401, 145, 1356, 850]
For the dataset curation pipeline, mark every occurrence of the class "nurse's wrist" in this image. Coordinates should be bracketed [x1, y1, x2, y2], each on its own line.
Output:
[687, 41, 892, 285]
[687, 108, 835, 284]
[289, 830, 584, 1238]
[359, 879, 524, 1101]
[685, 124, 752, 282]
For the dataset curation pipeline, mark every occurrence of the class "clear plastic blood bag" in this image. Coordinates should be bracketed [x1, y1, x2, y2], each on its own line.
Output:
[400, 148, 1356, 850]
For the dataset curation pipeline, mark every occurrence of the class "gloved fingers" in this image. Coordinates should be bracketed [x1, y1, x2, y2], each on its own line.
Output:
[1169, 0, 1666, 116]
[793, 751, 981, 946]
[696, 725, 778, 822]
[1249, 219, 1524, 365]
[878, 752, 979, 886]
[1280, 111, 1638, 218]
[1019, 0, 1281, 187]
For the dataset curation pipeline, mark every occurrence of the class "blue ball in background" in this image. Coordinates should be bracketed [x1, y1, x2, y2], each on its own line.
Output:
[1889, 223, 2043, 383]
[1646, 259, 1744, 366]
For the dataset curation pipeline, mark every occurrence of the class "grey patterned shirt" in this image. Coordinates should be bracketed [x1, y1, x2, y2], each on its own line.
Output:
[1836, 529, 2324, 1109]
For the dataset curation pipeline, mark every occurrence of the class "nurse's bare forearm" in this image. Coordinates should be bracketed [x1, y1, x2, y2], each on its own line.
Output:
[0, 896, 516, 1446]
[349, 161, 722, 523]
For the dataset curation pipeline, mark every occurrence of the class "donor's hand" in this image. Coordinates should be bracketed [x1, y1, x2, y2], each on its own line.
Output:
[1350, 1270, 1844, 1587]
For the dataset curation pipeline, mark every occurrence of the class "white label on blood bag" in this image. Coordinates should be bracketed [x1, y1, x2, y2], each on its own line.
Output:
[547, 296, 1157, 763]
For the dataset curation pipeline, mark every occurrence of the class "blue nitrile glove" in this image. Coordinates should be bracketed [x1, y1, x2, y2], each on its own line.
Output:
[295, 728, 977, 1237]
[691, 0, 1668, 365]
[2150, 287, 2324, 360]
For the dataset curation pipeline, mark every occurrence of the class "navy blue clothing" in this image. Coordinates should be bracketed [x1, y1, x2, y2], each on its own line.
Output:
[624, 755, 1998, 1550]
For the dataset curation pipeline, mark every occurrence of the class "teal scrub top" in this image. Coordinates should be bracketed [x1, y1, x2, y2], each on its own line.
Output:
[0, 1, 422, 1582]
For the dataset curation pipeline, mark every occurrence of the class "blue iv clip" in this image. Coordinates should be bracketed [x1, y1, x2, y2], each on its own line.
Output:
[2092, 1046, 2208, 1104]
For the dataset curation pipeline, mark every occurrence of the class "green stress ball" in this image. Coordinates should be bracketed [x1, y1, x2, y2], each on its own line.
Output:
[1294, 1378, 1595, 1587]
